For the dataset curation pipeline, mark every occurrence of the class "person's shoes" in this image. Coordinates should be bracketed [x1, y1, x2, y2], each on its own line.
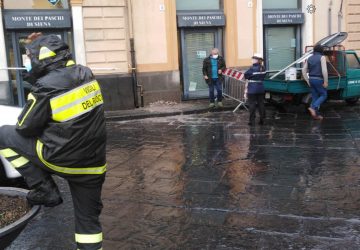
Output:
[209, 103, 215, 108]
[217, 102, 224, 108]
[27, 178, 63, 207]
[314, 115, 324, 120]
[308, 107, 317, 119]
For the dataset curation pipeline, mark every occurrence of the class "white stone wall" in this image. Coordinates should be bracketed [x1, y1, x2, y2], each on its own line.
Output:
[346, 0, 360, 53]
[82, 0, 129, 74]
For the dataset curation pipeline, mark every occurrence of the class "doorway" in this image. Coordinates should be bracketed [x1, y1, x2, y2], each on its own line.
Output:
[6, 30, 72, 106]
[180, 29, 222, 99]
[265, 26, 300, 71]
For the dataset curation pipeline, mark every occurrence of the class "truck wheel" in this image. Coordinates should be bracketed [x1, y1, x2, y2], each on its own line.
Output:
[345, 98, 359, 106]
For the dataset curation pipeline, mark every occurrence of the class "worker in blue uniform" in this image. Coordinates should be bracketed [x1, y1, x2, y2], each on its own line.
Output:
[244, 53, 267, 126]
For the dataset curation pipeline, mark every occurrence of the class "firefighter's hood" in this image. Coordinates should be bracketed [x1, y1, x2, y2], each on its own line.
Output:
[26, 34, 72, 78]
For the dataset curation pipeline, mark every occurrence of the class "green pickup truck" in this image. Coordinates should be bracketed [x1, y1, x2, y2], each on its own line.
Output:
[264, 32, 360, 107]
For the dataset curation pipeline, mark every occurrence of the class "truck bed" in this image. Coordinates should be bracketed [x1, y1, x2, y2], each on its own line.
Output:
[264, 76, 347, 94]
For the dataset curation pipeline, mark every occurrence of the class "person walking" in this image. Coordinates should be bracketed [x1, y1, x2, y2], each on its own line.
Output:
[244, 53, 267, 126]
[0, 33, 106, 250]
[203, 48, 226, 108]
[302, 44, 329, 120]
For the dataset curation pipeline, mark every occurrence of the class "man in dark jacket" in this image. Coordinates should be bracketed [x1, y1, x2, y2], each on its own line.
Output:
[0, 33, 106, 250]
[244, 53, 267, 126]
[203, 48, 226, 108]
[302, 44, 329, 120]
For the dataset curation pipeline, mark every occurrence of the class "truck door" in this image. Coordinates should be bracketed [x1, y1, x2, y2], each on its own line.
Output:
[345, 52, 360, 98]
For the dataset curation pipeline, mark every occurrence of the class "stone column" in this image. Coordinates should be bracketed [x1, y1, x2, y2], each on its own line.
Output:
[255, 0, 263, 55]
[0, 0, 9, 80]
[0, 0, 10, 103]
[302, 0, 314, 49]
[70, 0, 87, 65]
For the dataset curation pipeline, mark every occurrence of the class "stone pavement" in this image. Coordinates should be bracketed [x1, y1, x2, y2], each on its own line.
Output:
[8, 102, 360, 249]
[105, 99, 238, 121]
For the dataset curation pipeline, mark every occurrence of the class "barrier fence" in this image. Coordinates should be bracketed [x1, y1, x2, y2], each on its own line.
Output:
[223, 68, 248, 112]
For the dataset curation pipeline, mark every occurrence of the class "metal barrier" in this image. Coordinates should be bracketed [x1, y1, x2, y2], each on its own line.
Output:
[223, 75, 248, 112]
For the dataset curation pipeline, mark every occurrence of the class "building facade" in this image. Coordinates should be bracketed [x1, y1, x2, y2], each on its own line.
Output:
[343, 0, 360, 52]
[0, 0, 359, 110]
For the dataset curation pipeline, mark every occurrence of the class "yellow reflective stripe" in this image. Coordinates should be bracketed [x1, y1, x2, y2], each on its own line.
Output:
[75, 233, 103, 244]
[39, 46, 56, 60]
[66, 60, 75, 67]
[52, 92, 103, 122]
[36, 140, 106, 175]
[50, 80, 104, 122]
[18, 93, 36, 126]
[11, 156, 29, 168]
[51, 80, 101, 109]
[0, 148, 18, 158]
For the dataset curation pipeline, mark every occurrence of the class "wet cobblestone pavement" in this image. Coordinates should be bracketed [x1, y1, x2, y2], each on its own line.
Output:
[9, 103, 360, 249]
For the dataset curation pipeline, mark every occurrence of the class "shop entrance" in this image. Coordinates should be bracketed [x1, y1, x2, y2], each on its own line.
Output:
[6, 30, 72, 106]
[180, 29, 222, 99]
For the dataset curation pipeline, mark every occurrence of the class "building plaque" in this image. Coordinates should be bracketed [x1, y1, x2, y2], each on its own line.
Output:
[4, 10, 72, 29]
[263, 13, 304, 25]
[177, 14, 225, 27]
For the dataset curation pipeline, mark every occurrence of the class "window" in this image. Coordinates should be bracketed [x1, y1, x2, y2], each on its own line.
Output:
[263, 0, 298, 9]
[176, 0, 221, 11]
[4, 0, 69, 9]
[347, 54, 360, 69]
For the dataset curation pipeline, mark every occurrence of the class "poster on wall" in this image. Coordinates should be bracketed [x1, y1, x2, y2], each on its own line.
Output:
[196, 51, 207, 59]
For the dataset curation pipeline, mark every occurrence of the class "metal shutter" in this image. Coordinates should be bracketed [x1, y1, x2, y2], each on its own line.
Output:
[266, 27, 297, 70]
[185, 32, 215, 94]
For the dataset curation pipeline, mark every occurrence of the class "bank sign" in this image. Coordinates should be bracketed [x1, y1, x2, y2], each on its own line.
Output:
[177, 14, 225, 27]
[4, 10, 71, 29]
[263, 13, 304, 25]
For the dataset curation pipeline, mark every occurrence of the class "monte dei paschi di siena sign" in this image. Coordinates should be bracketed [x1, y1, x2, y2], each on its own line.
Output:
[4, 11, 71, 29]
[263, 13, 304, 25]
[13, 15, 64, 27]
[177, 14, 225, 27]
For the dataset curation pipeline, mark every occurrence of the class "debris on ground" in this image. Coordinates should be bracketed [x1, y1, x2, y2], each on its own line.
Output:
[0, 195, 29, 228]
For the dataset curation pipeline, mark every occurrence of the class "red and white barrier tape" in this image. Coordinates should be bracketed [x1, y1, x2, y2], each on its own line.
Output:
[223, 68, 244, 81]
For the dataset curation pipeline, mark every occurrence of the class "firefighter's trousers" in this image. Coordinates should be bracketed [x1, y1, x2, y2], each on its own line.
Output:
[0, 125, 105, 250]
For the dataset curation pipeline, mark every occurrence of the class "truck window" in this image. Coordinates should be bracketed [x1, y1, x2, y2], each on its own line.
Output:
[346, 54, 360, 69]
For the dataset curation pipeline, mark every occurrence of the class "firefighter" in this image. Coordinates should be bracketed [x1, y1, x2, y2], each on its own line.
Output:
[0, 33, 106, 250]
[244, 53, 267, 126]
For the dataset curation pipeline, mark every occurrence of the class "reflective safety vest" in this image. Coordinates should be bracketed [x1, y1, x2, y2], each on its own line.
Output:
[50, 80, 104, 123]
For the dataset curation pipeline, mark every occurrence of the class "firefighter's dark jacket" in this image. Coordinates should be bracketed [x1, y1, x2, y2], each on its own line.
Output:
[16, 35, 106, 174]
[202, 55, 226, 82]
